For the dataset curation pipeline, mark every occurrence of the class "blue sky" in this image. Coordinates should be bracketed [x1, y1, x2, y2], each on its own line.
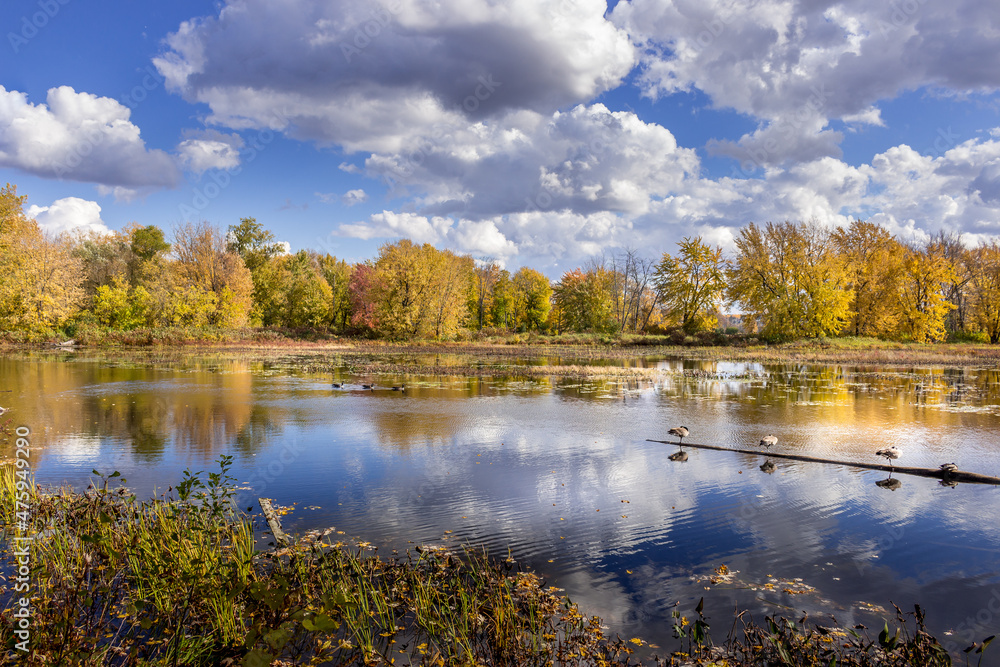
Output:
[3, 0, 1000, 276]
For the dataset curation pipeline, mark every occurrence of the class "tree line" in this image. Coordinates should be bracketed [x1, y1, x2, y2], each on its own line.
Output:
[2, 182, 1000, 343]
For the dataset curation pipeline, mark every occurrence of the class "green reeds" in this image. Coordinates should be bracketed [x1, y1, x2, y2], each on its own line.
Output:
[1, 460, 991, 666]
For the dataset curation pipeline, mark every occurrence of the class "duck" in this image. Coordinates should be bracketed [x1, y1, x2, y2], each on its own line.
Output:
[361, 384, 375, 391]
[332, 382, 342, 388]
[667, 426, 689, 447]
[876, 477, 902, 491]
[875, 446, 901, 471]
[759, 435, 777, 450]
[391, 384, 405, 391]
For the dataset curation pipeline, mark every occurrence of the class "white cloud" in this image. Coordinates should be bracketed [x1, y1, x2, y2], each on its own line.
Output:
[341, 189, 368, 206]
[0, 85, 181, 190]
[26, 197, 111, 236]
[177, 130, 243, 173]
[363, 104, 699, 219]
[611, 0, 1000, 166]
[154, 0, 634, 152]
[338, 131, 1000, 270]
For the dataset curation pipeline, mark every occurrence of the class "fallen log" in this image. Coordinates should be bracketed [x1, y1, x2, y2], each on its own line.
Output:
[646, 439, 1000, 485]
[258, 497, 290, 547]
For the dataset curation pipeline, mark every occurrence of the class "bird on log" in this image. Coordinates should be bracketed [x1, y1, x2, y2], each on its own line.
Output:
[667, 426, 689, 447]
[875, 447, 901, 473]
[645, 439, 1000, 485]
[759, 435, 777, 450]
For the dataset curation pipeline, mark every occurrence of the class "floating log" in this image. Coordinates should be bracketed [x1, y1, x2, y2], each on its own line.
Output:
[646, 440, 1000, 485]
[258, 497, 290, 547]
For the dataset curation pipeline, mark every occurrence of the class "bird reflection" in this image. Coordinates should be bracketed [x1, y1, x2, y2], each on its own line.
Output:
[876, 477, 902, 491]
[760, 460, 776, 474]
[668, 450, 688, 462]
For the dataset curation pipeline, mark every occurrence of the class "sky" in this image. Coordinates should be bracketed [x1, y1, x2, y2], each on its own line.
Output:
[2, 0, 1000, 277]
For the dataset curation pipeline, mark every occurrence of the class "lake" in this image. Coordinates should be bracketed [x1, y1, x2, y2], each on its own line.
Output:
[2, 349, 999, 661]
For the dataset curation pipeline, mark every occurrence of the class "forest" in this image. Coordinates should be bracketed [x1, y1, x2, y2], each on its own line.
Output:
[3, 182, 1000, 344]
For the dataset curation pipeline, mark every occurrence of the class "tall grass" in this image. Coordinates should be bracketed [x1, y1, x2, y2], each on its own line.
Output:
[1, 460, 989, 666]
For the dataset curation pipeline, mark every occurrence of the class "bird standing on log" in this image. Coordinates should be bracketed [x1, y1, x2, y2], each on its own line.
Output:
[876, 447, 901, 472]
[759, 435, 777, 450]
[667, 426, 689, 447]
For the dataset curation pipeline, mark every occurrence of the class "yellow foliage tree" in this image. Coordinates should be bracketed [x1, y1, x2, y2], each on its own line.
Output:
[654, 237, 726, 334]
[511, 267, 552, 332]
[727, 221, 850, 340]
[831, 220, 903, 337]
[965, 242, 1000, 342]
[172, 221, 254, 327]
[893, 243, 955, 343]
[0, 183, 83, 331]
[371, 240, 472, 339]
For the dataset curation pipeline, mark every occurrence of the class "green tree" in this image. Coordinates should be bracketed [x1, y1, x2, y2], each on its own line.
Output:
[227, 217, 284, 324]
[654, 237, 726, 334]
[511, 267, 552, 332]
[93, 275, 153, 329]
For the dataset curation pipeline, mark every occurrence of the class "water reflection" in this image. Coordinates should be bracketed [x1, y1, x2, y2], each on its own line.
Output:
[2, 350, 999, 661]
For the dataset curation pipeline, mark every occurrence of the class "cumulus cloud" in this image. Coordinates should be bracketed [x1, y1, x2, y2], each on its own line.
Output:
[177, 130, 243, 173]
[153, 0, 634, 152]
[26, 197, 111, 236]
[0, 85, 181, 190]
[338, 131, 1000, 270]
[341, 189, 368, 206]
[611, 0, 1000, 167]
[363, 104, 699, 219]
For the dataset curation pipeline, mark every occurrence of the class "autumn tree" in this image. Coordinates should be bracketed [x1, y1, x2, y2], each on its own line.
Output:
[171, 221, 254, 327]
[0, 184, 83, 331]
[552, 266, 616, 333]
[368, 240, 472, 339]
[347, 262, 379, 331]
[227, 217, 285, 324]
[727, 221, 851, 340]
[470, 260, 503, 331]
[968, 242, 1000, 343]
[893, 242, 956, 343]
[831, 220, 903, 337]
[929, 231, 973, 335]
[317, 254, 354, 331]
[609, 250, 660, 333]
[511, 267, 552, 331]
[654, 237, 726, 334]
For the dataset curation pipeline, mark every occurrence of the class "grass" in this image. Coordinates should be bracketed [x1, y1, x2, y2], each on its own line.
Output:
[2, 459, 993, 666]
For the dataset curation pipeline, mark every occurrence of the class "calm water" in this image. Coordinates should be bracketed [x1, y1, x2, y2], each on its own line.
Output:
[2, 350, 999, 661]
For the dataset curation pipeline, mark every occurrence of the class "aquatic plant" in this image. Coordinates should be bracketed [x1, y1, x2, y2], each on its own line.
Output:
[1, 460, 990, 666]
